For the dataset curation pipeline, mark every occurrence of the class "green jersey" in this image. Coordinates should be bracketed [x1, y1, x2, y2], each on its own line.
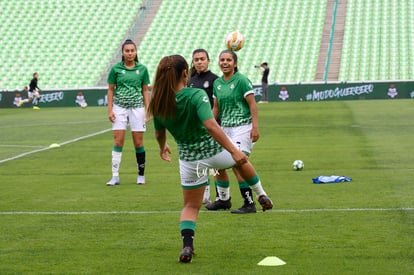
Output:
[153, 87, 223, 161]
[107, 61, 150, 108]
[213, 72, 254, 127]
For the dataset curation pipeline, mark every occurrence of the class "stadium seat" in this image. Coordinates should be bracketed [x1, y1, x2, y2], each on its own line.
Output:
[0, 0, 144, 89]
[1, 0, 414, 90]
[339, 0, 414, 81]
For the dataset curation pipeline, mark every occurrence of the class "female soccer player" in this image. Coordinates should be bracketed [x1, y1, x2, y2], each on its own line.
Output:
[149, 55, 272, 263]
[188, 48, 219, 204]
[189, 49, 256, 210]
[210, 49, 266, 214]
[106, 39, 150, 186]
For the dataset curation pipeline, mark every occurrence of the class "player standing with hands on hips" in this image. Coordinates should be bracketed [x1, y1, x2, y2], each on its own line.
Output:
[106, 39, 150, 186]
[149, 55, 272, 263]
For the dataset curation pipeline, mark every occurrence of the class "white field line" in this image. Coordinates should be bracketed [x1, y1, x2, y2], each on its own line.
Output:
[0, 145, 44, 148]
[0, 128, 111, 164]
[0, 208, 413, 215]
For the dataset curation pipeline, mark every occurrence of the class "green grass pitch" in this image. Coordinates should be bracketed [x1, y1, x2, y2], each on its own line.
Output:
[0, 100, 413, 274]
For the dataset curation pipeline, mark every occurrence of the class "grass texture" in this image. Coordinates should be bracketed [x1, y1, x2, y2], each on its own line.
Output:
[0, 100, 413, 274]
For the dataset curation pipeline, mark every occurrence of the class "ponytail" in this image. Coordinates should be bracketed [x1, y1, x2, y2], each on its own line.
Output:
[149, 55, 188, 119]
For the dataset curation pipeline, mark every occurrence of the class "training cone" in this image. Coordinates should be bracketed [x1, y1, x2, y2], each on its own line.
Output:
[49, 143, 60, 148]
[257, 256, 286, 266]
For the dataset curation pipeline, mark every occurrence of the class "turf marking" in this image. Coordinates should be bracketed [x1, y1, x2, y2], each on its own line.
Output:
[0, 128, 111, 164]
[0, 208, 412, 215]
[0, 145, 44, 148]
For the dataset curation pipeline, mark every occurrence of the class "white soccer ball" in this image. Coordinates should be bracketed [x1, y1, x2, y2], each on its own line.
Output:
[292, 160, 304, 171]
[224, 31, 245, 51]
[80, 102, 88, 108]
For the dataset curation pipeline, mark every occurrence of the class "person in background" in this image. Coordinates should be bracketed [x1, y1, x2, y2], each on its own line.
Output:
[209, 50, 273, 214]
[188, 48, 219, 204]
[19, 73, 41, 109]
[106, 39, 150, 186]
[13, 92, 22, 107]
[259, 62, 269, 103]
[278, 86, 289, 101]
[75, 91, 87, 107]
[149, 55, 272, 263]
[189, 48, 257, 210]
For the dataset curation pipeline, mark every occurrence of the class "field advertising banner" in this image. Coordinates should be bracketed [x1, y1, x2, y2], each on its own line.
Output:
[0, 89, 108, 108]
[1, 81, 414, 108]
[265, 81, 414, 102]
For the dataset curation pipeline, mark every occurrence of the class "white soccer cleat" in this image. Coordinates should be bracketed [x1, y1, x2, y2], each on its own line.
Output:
[137, 175, 145, 185]
[106, 176, 120, 186]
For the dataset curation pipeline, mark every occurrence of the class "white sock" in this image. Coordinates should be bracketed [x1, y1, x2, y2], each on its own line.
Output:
[250, 181, 267, 198]
[112, 151, 122, 177]
[217, 186, 230, 201]
[203, 185, 210, 201]
[22, 99, 29, 103]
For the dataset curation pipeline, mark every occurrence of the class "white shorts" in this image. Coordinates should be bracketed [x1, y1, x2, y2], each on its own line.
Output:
[222, 123, 254, 154]
[179, 150, 236, 189]
[112, 104, 146, 132]
[28, 91, 40, 98]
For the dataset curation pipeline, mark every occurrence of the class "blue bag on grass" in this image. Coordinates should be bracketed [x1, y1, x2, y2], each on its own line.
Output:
[312, 175, 352, 184]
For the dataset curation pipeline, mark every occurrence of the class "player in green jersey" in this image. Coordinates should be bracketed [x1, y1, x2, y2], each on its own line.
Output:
[149, 55, 272, 263]
[189, 49, 257, 212]
[106, 39, 150, 186]
[209, 49, 267, 214]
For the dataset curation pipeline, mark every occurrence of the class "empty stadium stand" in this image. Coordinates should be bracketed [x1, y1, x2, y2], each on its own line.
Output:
[0, 0, 143, 90]
[0, 0, 413, 91]
[339, 0, 414, 81]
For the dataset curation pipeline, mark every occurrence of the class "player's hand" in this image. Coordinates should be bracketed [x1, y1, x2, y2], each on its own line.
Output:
[108, 111, 116, 123]
[145, 111, 152, 122]
[250, 127, 260, 143]
[231, 150, 248, 166]
[160, 145, 172, 162]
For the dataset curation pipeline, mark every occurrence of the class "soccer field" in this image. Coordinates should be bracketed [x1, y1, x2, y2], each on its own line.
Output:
[0, 101, 413, 274]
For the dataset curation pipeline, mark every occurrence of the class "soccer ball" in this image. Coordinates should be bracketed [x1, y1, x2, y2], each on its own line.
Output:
[292, 160, 304, 171]
[80, 102, 88, 108]
[224, 31, 245, 51]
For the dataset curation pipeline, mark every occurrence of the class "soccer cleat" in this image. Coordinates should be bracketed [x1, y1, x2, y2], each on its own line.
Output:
[136, 175, 145, 185]
[33, 106, 40, 110]
[230, 203, 257, 214]
[202, 198, 211, 204]
[258, 195, 273, 212]
[205, 198, 231, 211]
[18, 100, 23, 107]
[179, 247, 194, 263]
[106, 177, 120, 186]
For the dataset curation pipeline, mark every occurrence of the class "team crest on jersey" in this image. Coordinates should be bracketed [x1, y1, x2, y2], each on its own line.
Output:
[230, 83, 235, 89]
[136, 70, 140, 75]
[121, 70, 126, 74]
[203, 96, 209, 103]
[203, 81, 209, 89]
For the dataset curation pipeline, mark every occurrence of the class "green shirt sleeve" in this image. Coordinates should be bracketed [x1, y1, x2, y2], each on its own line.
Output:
[194, 89, 214, 122]
[142, 66, 150, 85]
[153, 117, 165, 131]
[107, 64, 117, 84]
